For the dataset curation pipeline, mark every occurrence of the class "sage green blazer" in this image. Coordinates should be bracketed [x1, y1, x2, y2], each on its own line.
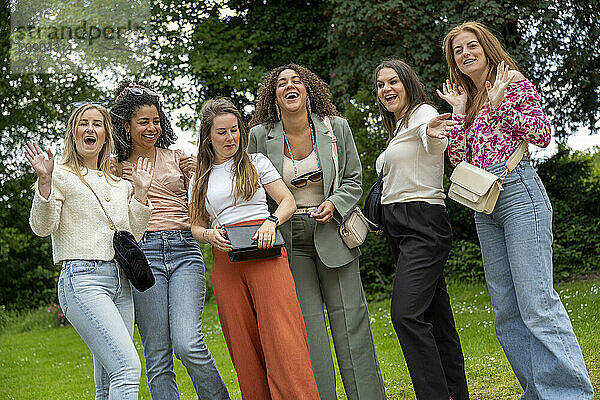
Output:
[248, 113, 362, 268]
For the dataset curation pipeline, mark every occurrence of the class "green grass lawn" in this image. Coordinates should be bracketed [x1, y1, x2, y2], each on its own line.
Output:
[1, 278, 599, 399]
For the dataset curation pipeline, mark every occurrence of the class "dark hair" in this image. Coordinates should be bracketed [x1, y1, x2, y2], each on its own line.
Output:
[373, 59, 429, 140]
[110, 80, 176, 162]
[249, 63, 340, 128]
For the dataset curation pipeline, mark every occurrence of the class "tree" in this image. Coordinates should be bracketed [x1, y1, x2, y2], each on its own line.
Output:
[152, 0, 336, 129]
[1, 0, 103, 309]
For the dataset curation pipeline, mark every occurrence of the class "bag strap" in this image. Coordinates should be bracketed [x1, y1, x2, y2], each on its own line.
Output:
[79, 175, 118, 231]
[500, 141, 528, 180]
[505, 141, 528, 172]
[205, 196, 224, 228]
[323, 116, 339, 191]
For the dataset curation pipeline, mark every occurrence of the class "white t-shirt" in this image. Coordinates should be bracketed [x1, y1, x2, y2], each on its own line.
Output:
[189, 153, 281, 227]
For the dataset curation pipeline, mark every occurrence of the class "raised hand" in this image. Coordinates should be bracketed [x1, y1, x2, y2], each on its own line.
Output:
[131, 157, 154, 204]
[486, 61, 514, 109]
[24, 141, 54, 200]
[24, 141, 54, 179]
[437, 79, 467, 114]
[426, 113, 459, 139]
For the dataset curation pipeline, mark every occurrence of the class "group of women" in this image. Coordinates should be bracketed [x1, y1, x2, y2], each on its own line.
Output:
[27, 21, 593, 400]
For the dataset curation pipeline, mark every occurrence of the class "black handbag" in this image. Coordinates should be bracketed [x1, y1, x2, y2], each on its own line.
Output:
[83, 180, 155, 292]
[112, 229, 155, 291]
[223, 224, 285, 262]
[363, 167, 384, 232]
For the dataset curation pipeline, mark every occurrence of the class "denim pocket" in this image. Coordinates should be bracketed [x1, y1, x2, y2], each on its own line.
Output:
[66, 260, 97, 275]
[533, 175, 553, 212]
[181, 231, 199, 247]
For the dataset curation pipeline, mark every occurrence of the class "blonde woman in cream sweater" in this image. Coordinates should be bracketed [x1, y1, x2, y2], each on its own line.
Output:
[27, 103, 153, 400]
[373, 59, 468, 400]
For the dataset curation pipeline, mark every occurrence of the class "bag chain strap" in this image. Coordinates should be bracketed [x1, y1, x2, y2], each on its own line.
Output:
[80, 177, 118, 232]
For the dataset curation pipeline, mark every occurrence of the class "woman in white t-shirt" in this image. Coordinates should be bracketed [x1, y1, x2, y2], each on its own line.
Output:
[373, 59, 468, 400]
[189, 97, 320, 400]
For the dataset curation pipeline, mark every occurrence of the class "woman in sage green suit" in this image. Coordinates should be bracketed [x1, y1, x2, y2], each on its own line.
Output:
[248, 63, 386, 400]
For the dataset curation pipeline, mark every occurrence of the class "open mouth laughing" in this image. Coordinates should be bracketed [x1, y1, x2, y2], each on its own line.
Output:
[285, 92, 299, 100]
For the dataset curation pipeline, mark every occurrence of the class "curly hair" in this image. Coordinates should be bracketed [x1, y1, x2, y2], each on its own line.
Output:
[189, 97, 260, 226]
[110, 79, 177, 162]
[249, 63, 340, 128]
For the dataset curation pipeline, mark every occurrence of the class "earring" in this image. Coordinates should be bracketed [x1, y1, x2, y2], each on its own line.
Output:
[275, 103, 281, 120]
[126, 130, 131, 141]
[306, 98, 312, 115]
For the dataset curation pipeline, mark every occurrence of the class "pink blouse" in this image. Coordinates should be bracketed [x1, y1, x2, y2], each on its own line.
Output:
[447, 79, 551, 168]
[122, 147, 195, 231]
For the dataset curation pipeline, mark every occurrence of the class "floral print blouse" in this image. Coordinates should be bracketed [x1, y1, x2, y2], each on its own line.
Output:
[447, 79, 551, 169]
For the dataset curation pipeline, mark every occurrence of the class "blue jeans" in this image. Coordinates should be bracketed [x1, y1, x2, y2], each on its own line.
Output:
[475, 158, 593, 400]
[133, 230, 229, 400]
[58, 259, 140, 400]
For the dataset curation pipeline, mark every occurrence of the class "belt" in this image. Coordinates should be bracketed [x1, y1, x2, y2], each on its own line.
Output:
[294, 207, 318, 215]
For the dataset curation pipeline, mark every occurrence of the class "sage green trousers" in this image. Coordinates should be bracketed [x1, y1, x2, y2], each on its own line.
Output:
[285, 214, 387, 400]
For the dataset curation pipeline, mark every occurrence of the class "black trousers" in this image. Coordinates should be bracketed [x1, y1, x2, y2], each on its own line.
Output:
[382, 202, 469, 400]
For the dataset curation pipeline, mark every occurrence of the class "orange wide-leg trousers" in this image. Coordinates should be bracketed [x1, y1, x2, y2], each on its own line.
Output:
[212, 220, 320, 400]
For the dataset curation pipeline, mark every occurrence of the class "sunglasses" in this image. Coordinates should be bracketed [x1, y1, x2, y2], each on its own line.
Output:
[115, 86, 159, 103]
[71, 101, 107, 109]
[290, 169, 323, 188]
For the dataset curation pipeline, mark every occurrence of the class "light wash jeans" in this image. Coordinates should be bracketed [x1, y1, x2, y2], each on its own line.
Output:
[58, 259, 140, 400]
[474, 158, 594, 400]
[133, 230, 229, 400]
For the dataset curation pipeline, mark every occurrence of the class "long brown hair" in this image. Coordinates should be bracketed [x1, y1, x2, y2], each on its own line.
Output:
[443, 21, 519, 128]
[189, 97, 260, 225]
[61, 104, 117, 183]
[249, 63, 340, 128]
[373, 59, 430, 141]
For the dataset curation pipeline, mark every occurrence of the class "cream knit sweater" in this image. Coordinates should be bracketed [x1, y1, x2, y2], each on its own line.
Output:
[29, 165, 153, 264]
[376, 104, 448, 205]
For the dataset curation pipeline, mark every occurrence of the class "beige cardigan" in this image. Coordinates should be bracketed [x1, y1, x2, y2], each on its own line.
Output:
[29, 165, 153, 264]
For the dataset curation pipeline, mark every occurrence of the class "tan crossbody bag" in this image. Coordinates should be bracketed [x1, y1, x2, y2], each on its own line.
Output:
[324, 117, 372, 248]
[448, 141, 528, 214]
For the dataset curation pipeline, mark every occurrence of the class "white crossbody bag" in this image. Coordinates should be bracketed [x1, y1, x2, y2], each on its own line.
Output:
[448, 141, 528, 214]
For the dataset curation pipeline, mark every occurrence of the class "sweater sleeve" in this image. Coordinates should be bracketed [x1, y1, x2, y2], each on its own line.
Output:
[489, 79, 551, 148]
[127, 181, 153, 241]
[29, 167, 66, 237]
[447, 113, 468, 166]
[412, 105, 448, 155]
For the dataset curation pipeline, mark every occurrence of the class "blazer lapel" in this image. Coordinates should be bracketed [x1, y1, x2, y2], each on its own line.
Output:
[265, 121, 285, 176]
[313, 114, 334, 198]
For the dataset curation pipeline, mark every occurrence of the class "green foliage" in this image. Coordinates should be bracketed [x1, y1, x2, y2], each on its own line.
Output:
[153, 0, 336, 129]
[359, 233, 394, 300]
[1, 0, 103, 310]
[445, 239, 484, 282]
[329, 0, 600, 137]
[537, 145, 600, 279]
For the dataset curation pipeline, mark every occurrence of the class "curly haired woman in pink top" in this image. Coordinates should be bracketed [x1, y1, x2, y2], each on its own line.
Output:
[438, 21, 593, 399]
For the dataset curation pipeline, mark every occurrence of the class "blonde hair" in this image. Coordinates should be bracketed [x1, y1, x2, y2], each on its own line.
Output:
[189, 97, 260, 225]
[61, 104, 117, 183]
[443, 21, 519, 128]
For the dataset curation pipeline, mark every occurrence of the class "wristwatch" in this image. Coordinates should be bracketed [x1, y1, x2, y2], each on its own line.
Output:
[267, 214, 279, 227]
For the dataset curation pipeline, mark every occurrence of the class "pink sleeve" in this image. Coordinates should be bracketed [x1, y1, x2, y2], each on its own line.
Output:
[490, 80, 551, 148]
[447, 113, 469, 166]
